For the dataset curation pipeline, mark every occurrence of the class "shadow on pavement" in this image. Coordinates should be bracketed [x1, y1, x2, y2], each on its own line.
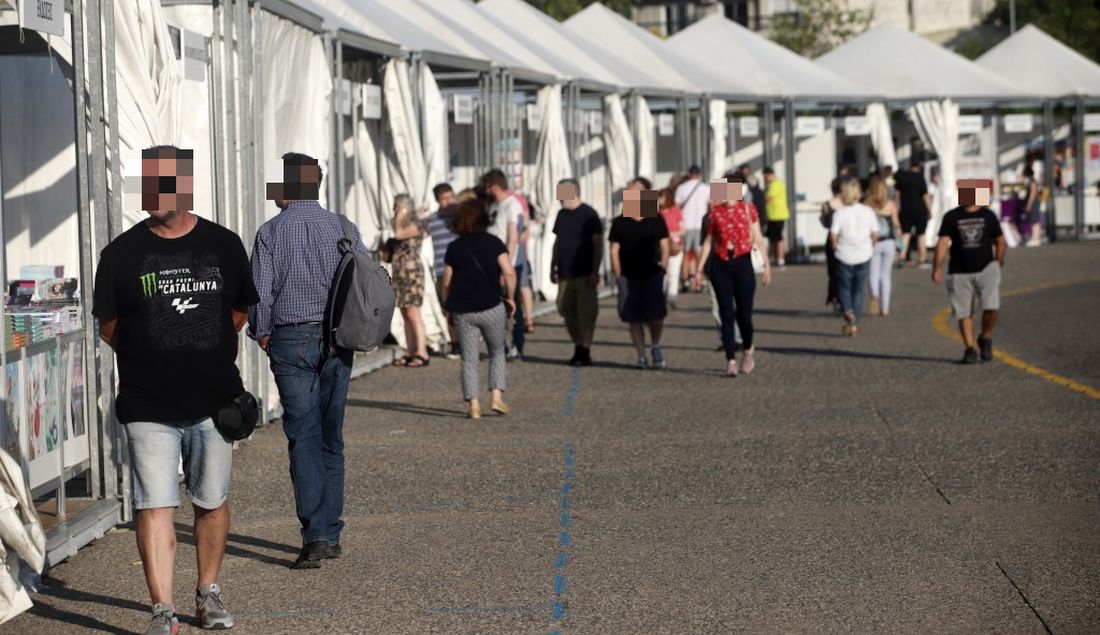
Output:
[174, 523, 296, 569]
[30, 578, 144, 634]
[519, 355, 722, 377]
[533, 337, 719, 352]
[345, 398, 465, 418]
[760, 346, 950, 364]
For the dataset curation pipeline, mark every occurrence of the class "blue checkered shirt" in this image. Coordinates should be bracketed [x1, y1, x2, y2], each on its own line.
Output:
[248, 201, 367, 339]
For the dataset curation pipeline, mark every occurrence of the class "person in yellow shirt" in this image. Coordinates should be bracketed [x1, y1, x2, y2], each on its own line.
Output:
[764, 167, 789, 268]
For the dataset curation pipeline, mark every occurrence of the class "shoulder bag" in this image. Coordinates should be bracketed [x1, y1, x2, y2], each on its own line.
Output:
[739, 202, 766, 274]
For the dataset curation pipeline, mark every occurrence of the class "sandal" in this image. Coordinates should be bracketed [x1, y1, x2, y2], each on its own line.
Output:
[393, 355, 412, 367]
[406, 355, 430, 368]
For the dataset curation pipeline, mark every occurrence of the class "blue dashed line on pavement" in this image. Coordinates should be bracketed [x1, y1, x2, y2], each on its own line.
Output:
[552, 440, 577, 633]
[563, 368, 580, 416]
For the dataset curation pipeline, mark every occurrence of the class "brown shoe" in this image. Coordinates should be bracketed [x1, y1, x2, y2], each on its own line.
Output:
[868, 297, 880, 316]
[468, 403, 481, 419]
[490, 400, 511, 415]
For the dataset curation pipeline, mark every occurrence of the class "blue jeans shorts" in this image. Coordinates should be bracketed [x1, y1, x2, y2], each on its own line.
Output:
[125, 418, 234, 510]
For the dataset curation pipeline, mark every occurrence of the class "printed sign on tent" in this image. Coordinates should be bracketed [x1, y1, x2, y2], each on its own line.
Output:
[1003, 114, 1033, 134]
[20, 0, 65, 37]
[657, 114, 675, 137]
[183, 30, 206, 82]
[590, 111, 603, 135]
[795, 117, 825, 137]
[362, 84, 381, 120]
[958, 115, 983, 134]
[526, 104, 541, 132]
[844, 116, 871, 136]
[739, 116, 759, 137]
[1085, 113, 1100, 132]
[337, 79, 353, 117]
[452, 95, 473, 125]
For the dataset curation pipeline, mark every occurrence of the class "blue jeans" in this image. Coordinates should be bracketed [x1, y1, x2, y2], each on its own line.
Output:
[837, 260, 871, 325]
[268, 324, 353, 545]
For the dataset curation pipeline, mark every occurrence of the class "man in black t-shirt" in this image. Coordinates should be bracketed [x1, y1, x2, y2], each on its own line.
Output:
[611, 187, 670, 369]
[895, 159, 933, 267]
[93, 146, 257, 634]
[933, 179, 1007, 364]
[551, 179, 604, 366]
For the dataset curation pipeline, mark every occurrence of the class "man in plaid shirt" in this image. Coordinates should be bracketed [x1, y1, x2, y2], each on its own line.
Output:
[249, 153, 367, 569]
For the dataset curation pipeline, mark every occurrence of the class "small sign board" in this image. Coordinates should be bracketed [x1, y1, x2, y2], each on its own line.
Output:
[337, 79, 353, 117]
[1085, 113, 1100, 132]
[526, 104, 541, 131]
[958, 114, 983, 134]
[362, 84, 382, 120]
[739, 116, 759, 137]
[589, 111, 603, 135]
[453, 95, 474, 125]
[795, 116, 826, 137]
[1003, 113, 1033, 134]
[844, 116, 871, 136]
[20, 0, 65, 37]
[183, 30, 206, 82]
[657, 113, 675, 137]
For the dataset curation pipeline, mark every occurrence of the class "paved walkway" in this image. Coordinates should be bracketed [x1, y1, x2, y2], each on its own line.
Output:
[11, 243, 1100, 634]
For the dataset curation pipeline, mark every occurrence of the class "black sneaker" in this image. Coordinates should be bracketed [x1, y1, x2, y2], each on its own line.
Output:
[978, 337, 993, 362]
[961, 347, 979, 365]
[567, 346, 582, 366]
[579, 347, 593, 366]
[290, 541, 329, 569]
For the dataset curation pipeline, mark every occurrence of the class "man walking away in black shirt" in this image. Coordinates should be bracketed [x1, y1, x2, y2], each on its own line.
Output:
[895, 158, 933, 267]
[93, 145, 258, 634]
[551, 179, 603, 366]
[933, 179, 1006, 364]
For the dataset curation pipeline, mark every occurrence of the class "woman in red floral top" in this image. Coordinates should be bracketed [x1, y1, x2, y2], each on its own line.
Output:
[693, 177, 771, 377]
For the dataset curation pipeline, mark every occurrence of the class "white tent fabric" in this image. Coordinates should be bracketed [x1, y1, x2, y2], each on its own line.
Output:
[332, 0, 490, 67]
[977, 25, 1100, 98]
[261, 10, 332, 217]
[602, 94, 635, 194]
[708, 99, 728, 180]
[634, 96, 656, 181]
[667, 15, 868, 100]
[907, 99, 959, 244]
[476, 0, 624, 88]
[531, 85, 572, 297]
[816, 24, 1028, 101]
[383, 58, 427, 207]
[420, 65, 449, 210]
[114, 0, 183, 230]
[866, 102, 898, 171]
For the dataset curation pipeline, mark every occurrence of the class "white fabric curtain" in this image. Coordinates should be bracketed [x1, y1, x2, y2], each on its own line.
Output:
[420, 65, 448, 211]
[634, 95, 656, 181]
[866, 102, 897, 172]
[115, 0, 183, 230]
[602, 93, 635, 193]
[708, 99, 728, 180]
[907, 99, 959, 245]
[532, 84, 573, 298]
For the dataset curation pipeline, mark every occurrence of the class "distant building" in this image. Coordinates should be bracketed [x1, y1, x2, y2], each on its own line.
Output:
[633, 0, 997, 44]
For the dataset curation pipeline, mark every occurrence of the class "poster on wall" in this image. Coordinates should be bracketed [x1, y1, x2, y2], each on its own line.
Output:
[2, 362, 21, 463]
[63, 342, 89, 467]
[25, 350, 61, 489]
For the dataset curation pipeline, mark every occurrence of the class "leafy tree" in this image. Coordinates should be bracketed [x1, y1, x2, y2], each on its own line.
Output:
[981, 0, 1100, 63]
[522, 0, 638, 21]
[770, 0, 873, 58]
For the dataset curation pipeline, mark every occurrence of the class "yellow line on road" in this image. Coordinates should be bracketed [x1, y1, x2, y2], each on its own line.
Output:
[932, 277, 1100, 401]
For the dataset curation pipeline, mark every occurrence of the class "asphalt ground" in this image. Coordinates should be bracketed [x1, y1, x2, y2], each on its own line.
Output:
[9, 241, 1100, 634]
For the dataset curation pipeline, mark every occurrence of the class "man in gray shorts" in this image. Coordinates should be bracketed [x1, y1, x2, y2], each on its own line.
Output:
[932, 178, 1006, 364]
[94, 146, 258, 634]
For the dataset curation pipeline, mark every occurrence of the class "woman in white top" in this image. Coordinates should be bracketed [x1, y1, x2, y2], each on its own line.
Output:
[829, 178, 880, 336]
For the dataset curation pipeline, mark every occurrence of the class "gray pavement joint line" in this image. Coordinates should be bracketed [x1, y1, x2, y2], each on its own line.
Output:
[872, 407, 952, 506]
[995, 561, 1054, 634]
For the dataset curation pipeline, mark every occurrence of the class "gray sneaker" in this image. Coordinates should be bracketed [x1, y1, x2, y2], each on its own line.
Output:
[196, 583, 234, 630]
[650, 346, 666, 369]
[146, 603, 180, 635]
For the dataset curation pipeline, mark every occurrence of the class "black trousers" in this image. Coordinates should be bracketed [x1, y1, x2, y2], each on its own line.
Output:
[824, 239, 839, 305]
[710, 254, 756, 359]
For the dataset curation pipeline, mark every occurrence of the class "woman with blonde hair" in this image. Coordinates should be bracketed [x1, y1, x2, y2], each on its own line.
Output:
[829, 178, 879, 336]
[865, 175, 902, 316]
[390, 194, 430, 367]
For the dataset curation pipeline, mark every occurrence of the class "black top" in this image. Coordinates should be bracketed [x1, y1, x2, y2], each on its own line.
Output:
[609, 216, 669, 279]
[444, 233, 507, 314]
[552, 203, 603, 278]
[92, 217, 260, 424]
[895, 170, 928, 217]
[938, 206, 1003, 274]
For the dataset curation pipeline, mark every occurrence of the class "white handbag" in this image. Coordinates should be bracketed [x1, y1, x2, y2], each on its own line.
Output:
[750, 245, 766, 274]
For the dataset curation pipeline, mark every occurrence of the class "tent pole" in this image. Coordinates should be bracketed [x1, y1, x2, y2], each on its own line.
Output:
[251, 4, 268, 421]
[473, 73, 482, 177]
[211, 7, 226, 228]
[628, 91, 637, 176]
[762, 101, 774, 168]
[336, 40, 346, 215]
[1074, 98, 1086, 240]
[239, 0, 260, 404]
[1042, 100, 1056, 242]
[783, 99, 798, 261]
[223, 0, 239, 237]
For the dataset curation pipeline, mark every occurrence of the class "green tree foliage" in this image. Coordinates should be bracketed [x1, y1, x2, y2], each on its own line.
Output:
[984, 0, 1100, 63]
[522, 0, 638, 21]
[770, 0, 874, 58]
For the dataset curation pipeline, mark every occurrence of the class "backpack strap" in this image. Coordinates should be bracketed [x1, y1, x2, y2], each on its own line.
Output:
[334, 213, 356, 253]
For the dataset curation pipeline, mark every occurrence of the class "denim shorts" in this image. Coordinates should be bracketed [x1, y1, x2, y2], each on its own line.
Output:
[125, 418, 233, 510]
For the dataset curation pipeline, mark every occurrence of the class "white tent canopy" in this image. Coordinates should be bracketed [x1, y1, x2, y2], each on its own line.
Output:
[476, 0, 624, 90]
[667, 14, 870, 101]
[816, 23, 1029, 101]
[977, 25, 1100, 99]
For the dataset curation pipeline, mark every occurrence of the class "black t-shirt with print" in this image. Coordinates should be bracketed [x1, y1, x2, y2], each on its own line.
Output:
[444, 233, 507, 315]
[938, 206, 1003, 274]
[609, 216, 669, 280]
[552, 203, 603, 278]
[92, 217, 260, 424]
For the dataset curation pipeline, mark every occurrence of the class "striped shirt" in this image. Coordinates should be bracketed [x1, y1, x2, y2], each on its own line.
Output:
[427, 209, 457, 279]
[247, 201, 366, 339]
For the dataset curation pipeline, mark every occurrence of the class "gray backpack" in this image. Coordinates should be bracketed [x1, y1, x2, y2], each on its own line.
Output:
[325, 215, 396, 353]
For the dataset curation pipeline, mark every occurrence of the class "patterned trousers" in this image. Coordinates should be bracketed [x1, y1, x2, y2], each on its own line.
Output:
[453, 303, 508, 401]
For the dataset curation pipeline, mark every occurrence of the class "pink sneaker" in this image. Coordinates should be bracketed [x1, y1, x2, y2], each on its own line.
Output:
[740, 348, 755, 374]
[726, 358, 738, 377]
